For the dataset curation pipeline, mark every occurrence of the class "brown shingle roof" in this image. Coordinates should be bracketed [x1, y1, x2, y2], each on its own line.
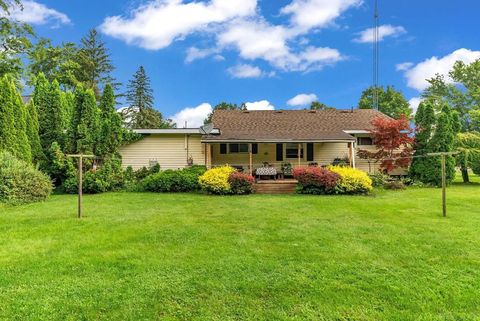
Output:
[203, 109, 390, 142]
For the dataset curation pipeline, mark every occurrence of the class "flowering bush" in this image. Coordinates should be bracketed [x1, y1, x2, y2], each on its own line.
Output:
[228, 172, 255, 195]
[328, 166, 373, 194]
[198, 166, 236, 195]
[293, 166, 340, 195]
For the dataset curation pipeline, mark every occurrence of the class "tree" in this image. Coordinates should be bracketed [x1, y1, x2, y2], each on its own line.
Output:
[358, 86, 412, 119]
[357, 115, 414, 173]
[70, 86, 99, 154]
[12, 85, 31, 162]
[409, 101, 436, 183]
[456, 132, 480, 180]
[34, 75, 67, 151]
[27, 38, 80, 89]
[310, 101, 335, 110]
[76, 29, 115, 96]
[24, 99, 44, 164]
[125, 66, 172, 129]
[0, 75, 16, 154]
[0, 0, 34, 80]
[204, 102, 244, 124]
[97, 84, 123, 157]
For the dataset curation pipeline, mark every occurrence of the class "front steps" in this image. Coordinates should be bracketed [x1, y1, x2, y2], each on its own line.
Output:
[254, 180, 298, 194]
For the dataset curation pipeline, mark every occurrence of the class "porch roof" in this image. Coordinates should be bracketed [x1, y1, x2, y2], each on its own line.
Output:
[202, 109, 389, 142]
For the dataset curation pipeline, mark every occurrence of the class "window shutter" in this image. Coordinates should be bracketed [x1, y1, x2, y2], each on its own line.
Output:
[276, 143, 283, 161]
[220, 144, 227, 154]
[307, 143, 314, 162]
[252, 143, 258, 154]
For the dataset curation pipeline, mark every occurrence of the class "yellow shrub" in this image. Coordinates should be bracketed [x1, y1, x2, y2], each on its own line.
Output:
[198, 166, 236, 194]
[327, 165, 373, 194]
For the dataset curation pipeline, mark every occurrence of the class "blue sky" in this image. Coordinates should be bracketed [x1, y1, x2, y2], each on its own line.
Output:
[13, 0, 480, 126]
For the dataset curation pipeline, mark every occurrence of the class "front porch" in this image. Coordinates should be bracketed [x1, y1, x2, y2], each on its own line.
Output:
[202, 141, 358, 177]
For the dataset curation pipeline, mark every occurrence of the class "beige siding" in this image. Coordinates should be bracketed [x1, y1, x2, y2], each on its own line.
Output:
[120, 134, 204, 170]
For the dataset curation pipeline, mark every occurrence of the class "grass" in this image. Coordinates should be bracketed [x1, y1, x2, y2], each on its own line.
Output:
[1, 178, 480, 320]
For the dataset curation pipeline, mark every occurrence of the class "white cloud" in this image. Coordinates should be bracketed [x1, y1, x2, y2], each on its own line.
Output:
[100, 0, 257, 50]
[395, 62, 413, 71]
[8, 0, 70, 26]
[399, 48, 480, 91]
[170, 103, 213, 128]
[227, 64, 264, 78]
[353, 24, 406, 43]
[287, 93, 318, 106]
[281, 0, 362, 32]
[245, 100, 275, 110]
[185, 47, 219, 63]
[408, 97, 422, 114]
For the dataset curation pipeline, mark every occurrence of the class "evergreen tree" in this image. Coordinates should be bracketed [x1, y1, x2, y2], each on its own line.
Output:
[24, 99, 44, 164]
[358, 86, 412, 119]
[35, 75, 66, 151]
[409, 101, 436, 182]
[70, 86, 100, 153]
[0, 75, 16, 154]
[76, 29, 115, 96]
[12, 85, 32, 162]
[97, 84, 123, 156]
[125, 66, 171, 129]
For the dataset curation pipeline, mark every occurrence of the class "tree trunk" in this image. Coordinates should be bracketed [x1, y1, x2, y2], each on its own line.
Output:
[461, 166, 470, 183]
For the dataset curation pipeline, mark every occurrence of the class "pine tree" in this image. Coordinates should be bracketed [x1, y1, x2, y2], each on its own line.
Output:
[24, 99, 44, 164]
[76, 29, 115, 96]
[71, 86, 100, 154]
[125, 66, 170, 129]
[0, 75, 16, 154]
[97, 84, 122, 156]
[409, 101, 436, 182]
[11, 85, 32, 162]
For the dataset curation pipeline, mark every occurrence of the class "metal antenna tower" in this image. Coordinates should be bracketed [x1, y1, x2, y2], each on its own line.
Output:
[373, 0, 380, 110]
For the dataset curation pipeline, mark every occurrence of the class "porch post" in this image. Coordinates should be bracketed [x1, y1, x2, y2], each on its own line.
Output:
[348, 142, 356, 168]
[206, 143, 212, 169]
[249, 143, 253, 176]
[297, 143, 301, 167]
[352, 142, 356, 169]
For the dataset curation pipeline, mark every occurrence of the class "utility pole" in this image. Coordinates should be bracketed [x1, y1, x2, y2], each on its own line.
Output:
[66, 154, 95, 218]
[373, 0, 380, 110]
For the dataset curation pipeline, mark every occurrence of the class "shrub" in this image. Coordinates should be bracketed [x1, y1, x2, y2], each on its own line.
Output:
[368, 172, 390, 187]
[328, 166, 373, 195]
[228, 172, 255, 195]
[134, 163, 161, 181]
[0, 151, 52, 204]
[384, 180, 406, 190]
[198, 166, 236, 195]
[331, 157, 350, 167]
[293, 167, 340, 195]
[141, 166, 206, 193]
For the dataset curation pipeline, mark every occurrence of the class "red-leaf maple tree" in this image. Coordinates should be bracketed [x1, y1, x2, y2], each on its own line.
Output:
[357, 115, 414, 173]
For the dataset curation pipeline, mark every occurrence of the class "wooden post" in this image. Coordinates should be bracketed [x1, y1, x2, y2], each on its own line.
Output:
[249, 143, 253, 176]
[67, 154, 95, 219]
[441, 154, 446, 217]
[350, 142, 356, 168]
[297, 143, 301, 167]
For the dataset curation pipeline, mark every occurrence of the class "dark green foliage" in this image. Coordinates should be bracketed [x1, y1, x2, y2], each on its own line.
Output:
[140, 166, 206, 193]
[383, 180, 406, 190]
[125, 66, 171, 129]
[368, 172, 390, 187]
[76, 29, 115, 96]
[410, 101, 436, 183]
[456, 132, 480, 176]
[45, 142, 75, 187]
[0, 151, 52, 204]
[310, 101, 335, 110]
[11, 87, 31, 162]
[0, 76, 17, 155]
[97, 84, 123, 156]
[24, 100, 44, 164]
[70, 86, 100, 154]
[133, 163, 161, 181]
[358, 86, 412, 119]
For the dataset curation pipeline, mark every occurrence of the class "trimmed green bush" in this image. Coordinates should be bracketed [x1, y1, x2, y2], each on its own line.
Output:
[141, 166, 207, 193]
[0, 151, 52, 204]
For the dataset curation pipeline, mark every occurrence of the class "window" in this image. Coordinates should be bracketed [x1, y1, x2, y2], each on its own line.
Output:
[357, 137, 373, 146]
[286, 143, 304, 159]
[229, 143, 249, 153]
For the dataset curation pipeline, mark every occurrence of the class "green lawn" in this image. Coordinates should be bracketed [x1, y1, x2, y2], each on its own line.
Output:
[1, 180, 480, 320]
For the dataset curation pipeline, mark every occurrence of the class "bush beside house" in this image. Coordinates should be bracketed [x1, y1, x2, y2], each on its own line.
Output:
[199, 166, 255, 195]
[0, 151, 52, 205]
[293, 167, 340, 195]
[328, 166, 373, 194]
[140, 166, 207, 193]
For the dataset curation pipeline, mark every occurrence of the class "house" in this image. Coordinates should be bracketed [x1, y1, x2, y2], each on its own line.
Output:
[120, 109, 388, 174]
